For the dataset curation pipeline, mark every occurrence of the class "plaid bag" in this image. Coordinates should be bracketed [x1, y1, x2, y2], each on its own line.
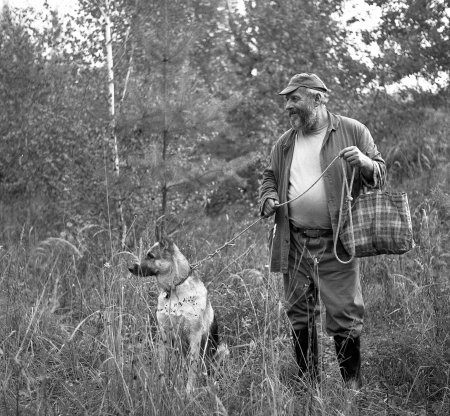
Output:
[334, 161, 414, 262]
[339, 191, 414, 257]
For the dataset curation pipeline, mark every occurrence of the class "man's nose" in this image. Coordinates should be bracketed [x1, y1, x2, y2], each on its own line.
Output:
[285, 100, 293, 110]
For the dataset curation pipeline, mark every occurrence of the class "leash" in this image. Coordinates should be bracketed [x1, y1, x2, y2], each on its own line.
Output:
[189, 217, 265, 272]
[333, 159, 356, 264]
[188, 153, 343, 274]
[172, 218, 265, 288]
[275, 154, 341, 208]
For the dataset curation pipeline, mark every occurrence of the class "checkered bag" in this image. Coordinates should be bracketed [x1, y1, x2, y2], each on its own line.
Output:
[334, 161, 414, 261]
[339, 190, 414, 257]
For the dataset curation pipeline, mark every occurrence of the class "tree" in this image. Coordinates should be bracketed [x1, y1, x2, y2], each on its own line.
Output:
[364, 0, 450, 86]
[0, 4, 116, 232]
[97, 0, 253, 219]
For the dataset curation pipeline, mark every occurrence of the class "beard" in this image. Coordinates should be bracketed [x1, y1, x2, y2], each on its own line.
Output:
[289, 104, 318, 133]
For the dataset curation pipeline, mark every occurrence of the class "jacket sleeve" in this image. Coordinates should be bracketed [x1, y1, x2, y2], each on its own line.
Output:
[259, 145, 280, 216]
[358, 125, 386, 190]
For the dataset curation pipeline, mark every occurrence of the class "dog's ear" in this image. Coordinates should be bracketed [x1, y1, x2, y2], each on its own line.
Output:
[155, 215, 166, 242]
[158, 232, 171, 251]
[155, 222, 164, 243]
[155, 220, 172, 251]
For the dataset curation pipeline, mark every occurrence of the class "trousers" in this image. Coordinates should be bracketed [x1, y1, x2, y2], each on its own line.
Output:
[283, 228, 364, 337]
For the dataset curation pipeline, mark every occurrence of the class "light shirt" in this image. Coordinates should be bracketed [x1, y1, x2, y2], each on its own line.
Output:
[288, 125, 332, 229]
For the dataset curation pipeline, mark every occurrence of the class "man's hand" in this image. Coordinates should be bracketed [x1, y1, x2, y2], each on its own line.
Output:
[339, 146, 374, 180]
[263, 198, 279, 217]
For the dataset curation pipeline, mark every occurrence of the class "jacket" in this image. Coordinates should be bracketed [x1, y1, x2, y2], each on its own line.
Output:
[259, 111, 386, 273]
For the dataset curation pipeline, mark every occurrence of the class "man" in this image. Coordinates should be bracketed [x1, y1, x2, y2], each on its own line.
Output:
[259, 73, 386, 388]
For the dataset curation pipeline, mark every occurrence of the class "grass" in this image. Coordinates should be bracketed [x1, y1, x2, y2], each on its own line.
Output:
[1, 194, 449, 415]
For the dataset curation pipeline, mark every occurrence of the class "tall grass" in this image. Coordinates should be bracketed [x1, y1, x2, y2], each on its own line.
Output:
[1, 195, 449, 415]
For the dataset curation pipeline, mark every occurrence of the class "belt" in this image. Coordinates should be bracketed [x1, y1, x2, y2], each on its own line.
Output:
[290, 225, 333, 238]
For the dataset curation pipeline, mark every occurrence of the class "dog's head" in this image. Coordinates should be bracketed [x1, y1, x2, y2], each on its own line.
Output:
[129, 227, 190, 292]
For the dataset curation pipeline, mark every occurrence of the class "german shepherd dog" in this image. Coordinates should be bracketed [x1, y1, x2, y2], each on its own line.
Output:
[129, 227, 227, 393]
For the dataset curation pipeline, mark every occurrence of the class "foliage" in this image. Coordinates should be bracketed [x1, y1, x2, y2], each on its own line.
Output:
[199, 0, 375, 154]
[364, 0, 450, 84]
[358, 91, 450, 183]
[0, 4, 112, 231]
[1, 0, 449, 233]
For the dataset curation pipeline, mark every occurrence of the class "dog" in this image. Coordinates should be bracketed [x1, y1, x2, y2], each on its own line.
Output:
[129, 227, 227, 392]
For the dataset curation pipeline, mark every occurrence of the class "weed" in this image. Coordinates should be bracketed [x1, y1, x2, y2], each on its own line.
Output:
[1, 198, 449, 415]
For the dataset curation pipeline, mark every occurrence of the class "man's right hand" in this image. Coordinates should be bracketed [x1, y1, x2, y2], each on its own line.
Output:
[263, 198, 279, 217]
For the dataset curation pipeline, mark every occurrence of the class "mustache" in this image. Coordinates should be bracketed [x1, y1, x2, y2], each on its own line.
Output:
[289, 108, 310, 115]
[289, 108, 313, 120]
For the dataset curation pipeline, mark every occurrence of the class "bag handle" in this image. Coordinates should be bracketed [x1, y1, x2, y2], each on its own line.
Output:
[374, 161, 382, 192]
[333, 158, 356, 264]
[362, 161, 382, 194]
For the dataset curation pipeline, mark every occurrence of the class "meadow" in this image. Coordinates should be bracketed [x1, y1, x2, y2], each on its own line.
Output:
[1, 177, 449, 416]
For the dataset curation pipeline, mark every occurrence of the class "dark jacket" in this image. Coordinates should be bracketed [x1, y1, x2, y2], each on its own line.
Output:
[259, 111, 386, 273]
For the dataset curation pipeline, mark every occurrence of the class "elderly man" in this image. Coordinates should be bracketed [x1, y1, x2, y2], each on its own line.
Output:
[259, 73, 386, 388]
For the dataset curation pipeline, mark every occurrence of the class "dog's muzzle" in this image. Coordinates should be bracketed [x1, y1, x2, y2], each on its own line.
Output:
[129, 263, 157, 277]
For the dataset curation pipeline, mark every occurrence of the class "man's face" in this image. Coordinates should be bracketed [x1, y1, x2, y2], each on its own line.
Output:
[284, 89, 317, 133]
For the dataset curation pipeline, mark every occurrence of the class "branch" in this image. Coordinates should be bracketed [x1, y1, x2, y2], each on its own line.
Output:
[166, 24, 201, 62]
[165, 169, 224, 190]
[118, 31, 134, 113]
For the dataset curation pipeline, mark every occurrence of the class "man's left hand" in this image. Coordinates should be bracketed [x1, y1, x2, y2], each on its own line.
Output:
[339, 146, 374, 180]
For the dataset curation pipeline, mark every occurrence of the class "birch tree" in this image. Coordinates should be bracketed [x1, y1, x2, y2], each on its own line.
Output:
[101, 0, 127, 246]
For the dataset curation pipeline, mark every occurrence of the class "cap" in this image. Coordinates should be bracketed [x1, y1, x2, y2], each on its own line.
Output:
[279, 73, 328, 95]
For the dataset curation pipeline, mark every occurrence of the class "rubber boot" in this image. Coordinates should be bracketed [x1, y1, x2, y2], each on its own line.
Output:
[293, 326, 319, 385]
[334, 335, 361, 389]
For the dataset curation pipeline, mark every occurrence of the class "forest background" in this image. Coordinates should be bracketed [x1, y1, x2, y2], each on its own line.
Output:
[1, 0, 450, 415]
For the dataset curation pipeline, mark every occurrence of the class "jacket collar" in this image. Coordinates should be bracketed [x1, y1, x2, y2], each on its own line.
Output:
[281, 110, 340, 148]
[327, 110, 340, 131]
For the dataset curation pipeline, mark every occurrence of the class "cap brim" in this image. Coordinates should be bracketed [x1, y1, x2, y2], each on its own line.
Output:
[278, 85, 300, 95]
[279, 85, 328, 95]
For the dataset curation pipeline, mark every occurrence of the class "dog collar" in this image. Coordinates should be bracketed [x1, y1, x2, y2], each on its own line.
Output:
[173, 268, 192, 287]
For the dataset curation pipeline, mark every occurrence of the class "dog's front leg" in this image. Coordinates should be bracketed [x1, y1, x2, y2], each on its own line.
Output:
[186, 332, 202, 394]
[156, 327, 169, 380]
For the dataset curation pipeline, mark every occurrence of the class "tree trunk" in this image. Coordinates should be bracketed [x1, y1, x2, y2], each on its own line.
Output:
[161, 0, 169, 216]
[104, 0, 127, 247]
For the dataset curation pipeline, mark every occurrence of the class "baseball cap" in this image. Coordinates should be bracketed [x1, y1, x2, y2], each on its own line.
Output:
[279, 73, 328, 95]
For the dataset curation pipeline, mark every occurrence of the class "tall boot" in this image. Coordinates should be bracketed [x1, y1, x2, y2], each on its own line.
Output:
[334, 335, 361, 388]
[293, 326, 318, 384]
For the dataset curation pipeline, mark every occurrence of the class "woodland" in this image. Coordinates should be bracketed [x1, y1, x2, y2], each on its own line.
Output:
[0, 0, 450, 415]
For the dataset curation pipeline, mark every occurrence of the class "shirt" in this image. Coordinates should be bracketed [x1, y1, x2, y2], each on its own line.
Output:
[288, 126, 331, 229]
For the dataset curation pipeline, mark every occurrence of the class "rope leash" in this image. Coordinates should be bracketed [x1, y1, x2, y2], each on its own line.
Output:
[276, 153, 341, 208]
[333, 159, 356, 264]
[189, 217, 264, 271]
[188, 153, 345, 274]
